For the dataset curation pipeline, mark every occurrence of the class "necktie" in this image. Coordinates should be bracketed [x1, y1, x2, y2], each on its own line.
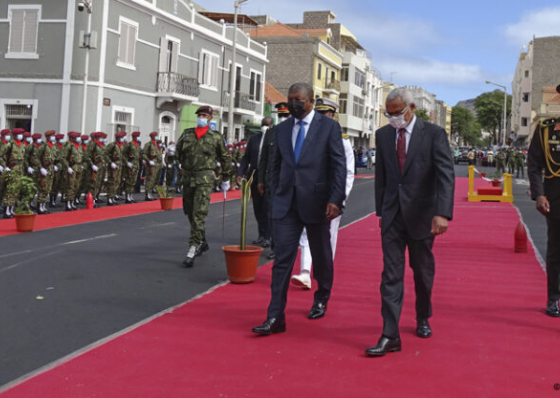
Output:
[397, 128, 406, 172]
[294, 121, 306, 162]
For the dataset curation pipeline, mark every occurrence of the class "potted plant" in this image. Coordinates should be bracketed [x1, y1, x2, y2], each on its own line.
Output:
[6, 174, 38, 232]
[489, 171, 502, 187]
[155, 185, 174, 211]
[222, 171, 263, 283]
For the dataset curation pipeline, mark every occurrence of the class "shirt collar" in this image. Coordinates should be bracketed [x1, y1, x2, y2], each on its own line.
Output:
[398, 115, 417, 134]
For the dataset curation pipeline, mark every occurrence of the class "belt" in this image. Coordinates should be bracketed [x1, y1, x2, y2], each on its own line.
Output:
[43, 163, 52, 167]
[8, 162, 22, 168]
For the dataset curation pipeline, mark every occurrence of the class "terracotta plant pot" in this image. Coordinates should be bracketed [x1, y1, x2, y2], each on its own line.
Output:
[159, 197, 174, 211]
[222, 245, 264, 284]
[491, 180, 501, 187]
[15, 213, 37, 233]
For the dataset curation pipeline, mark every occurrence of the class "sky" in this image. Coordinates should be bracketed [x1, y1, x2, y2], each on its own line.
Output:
[198, 0, 560, 106]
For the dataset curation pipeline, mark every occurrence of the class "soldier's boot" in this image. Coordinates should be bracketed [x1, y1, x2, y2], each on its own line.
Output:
[145, 193, 155, 201]
[70, 200, 78, 210]
[115, 194, 124, 202]
[50, 194, 58, 208]
[42, 202, 51, 214]
[176, 186, 182, 194]
[107, 197, 115, 206]
[196, 240, 209, 256]
[38, 202, 47, 215]
[125, 193, 135, 204]
[65, 201, 73, 212]
[183, 245, 197, 268]
[3, 205, 14, 219]
[74, 197, 80, 206]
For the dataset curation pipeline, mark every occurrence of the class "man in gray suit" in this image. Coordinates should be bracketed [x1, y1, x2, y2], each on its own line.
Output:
[367, 88, 455, 356]
[252, 82, 347, 335]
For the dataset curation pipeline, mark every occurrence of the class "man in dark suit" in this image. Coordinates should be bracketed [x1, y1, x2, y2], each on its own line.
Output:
[367, 88, 455, 356]
[237, 117, 274, 247]
[252, 82, 347, 335]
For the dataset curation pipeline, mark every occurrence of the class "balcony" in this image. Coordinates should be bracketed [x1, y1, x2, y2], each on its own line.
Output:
[156, 72, 199, 110]
[222, 91, 257, 113]
[324, 79, 341, 93]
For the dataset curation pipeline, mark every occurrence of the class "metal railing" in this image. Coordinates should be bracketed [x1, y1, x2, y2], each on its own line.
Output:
[157, 72, 199, 98]
[325, 79, 341, 92]
[222, 91, 257, 112]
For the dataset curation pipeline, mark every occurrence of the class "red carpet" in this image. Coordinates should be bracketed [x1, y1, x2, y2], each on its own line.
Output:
[0, 190, 242, 237]
[1, 178, 557, 397]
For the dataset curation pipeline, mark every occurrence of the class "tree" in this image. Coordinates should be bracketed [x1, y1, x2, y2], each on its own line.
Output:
[415, 108, 430, 121]
[451, 106, 481, 146]
[473, 90, 511, 145]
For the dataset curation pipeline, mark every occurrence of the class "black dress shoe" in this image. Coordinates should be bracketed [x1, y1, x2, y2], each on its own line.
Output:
[416, 319, 432, 338]
[252, 237, 265, 245]
[252, 318, 286, 335]
[308, 301, 327, 320]
[546, 299, 560, 317]
[266, 252, 275, 260]
[196, 241, 209, 256]
[365, 336, 402, 357]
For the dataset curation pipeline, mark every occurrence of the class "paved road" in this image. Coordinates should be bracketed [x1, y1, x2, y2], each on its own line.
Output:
[0, 164, 547, 388]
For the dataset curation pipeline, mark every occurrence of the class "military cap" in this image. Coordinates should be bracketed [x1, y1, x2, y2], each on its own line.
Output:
[55, 133, 64, 140]
[195, 105, 213, 115]
[149, 131, 158, 138]
[32, 133, 42, 140]
[132, 131, 141, 137]
[89, 132, 98, 140]
[275, 102, 290, 115]
[116, 131, 127, 139]
[81, 134, 89, 141]
[68, 131, 80, 139]
[315, 97, 339, 113]
[1, 129, 11, 136]
[44, 130, 56, 137]
[11, 128, 25, 135]
[99, 132, 108, 139]
[23, 131, 31, 138]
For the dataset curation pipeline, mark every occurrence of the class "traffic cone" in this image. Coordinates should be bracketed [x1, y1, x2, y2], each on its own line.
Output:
[86, 192, 94, 210]
[514, 221, 527, 253]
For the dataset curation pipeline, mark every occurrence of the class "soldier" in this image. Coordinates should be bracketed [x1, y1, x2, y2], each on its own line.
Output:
[60, 131, 83, 211]
[176, 105, 232, 267]
[30, 131, 56, 214]
[0, 129, 12, 210]
[25, 133, 40, 184]
[76, 134, 91, 204]
[156, 140, 165, 187]
[142, 131, 161, 201]
[22, 131, 32, 147]
[50, 133, 66, 207]
[105, 131, 126, 206]
[88, 132, 107, 206]
[528, 115, 560, 317]
[515, 149, 526, 178]
[122, 131, 142, 203]
[496, 149, 506, 174]
[0, 128, 27, 218]
[506, 148, 515, 174]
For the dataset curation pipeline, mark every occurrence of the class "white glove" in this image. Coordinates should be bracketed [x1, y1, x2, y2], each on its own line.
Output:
[216, 162, 221, 168]
[92, 165, 99, 172]
[40, 167, 47, 176]
[67, 167, 74, 175]
[53, 165, 58, 172]
[110, 162, 117, 170]
[220, 181, 230, 192]
[167, 165, 172, 169]
[27, 167, 34, 175]
[149, 160, 155, 166]
[236, 163, 240, 167]
[5, 167, 11, 172]
[127, 162, 133, 168]
[0, 166, 3, 173]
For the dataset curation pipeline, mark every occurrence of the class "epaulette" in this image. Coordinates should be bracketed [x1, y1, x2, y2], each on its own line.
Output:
[341, 132, 350, 140]
[542, 118, 558, 127]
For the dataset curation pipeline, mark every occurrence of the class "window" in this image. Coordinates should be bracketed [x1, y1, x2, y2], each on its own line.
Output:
[353, 96, 364, 118]
[341, 66, 349, 82]
[339, 93, 347, 114]
[117, 18, 138, 68]
[354, 69, 366, 89]
[521, 117, 528, 127]
[6, 5, 40, 59]
[317, 63, 322, 80]
[524, 70, 529, 78]
[522, 92, 529, 102]
[249, 71, 262, 102]
[198, 51, 219, 87]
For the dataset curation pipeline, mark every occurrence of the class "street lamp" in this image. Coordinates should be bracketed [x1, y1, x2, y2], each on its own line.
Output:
[227, 0, 249, 143]
[79, 0, 93, 136]
[485, 80, 508, 147]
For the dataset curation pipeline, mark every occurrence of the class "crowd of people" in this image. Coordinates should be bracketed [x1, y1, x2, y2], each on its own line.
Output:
[461, 147, 527, 178]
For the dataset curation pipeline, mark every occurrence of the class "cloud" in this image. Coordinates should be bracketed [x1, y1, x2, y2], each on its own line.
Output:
[504, 8, 560, 45]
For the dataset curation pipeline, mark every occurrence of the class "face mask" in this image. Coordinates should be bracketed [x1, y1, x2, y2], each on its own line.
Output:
[260, 126, 268, 134]
[49, 136, 55, 143]
[287, 100, 307, 119]
[83, 140, 89, 145]
[58, 139, 64, 144]
[16, 134, 23, 141]
[75, 137, 82, 143]
[36, 139, 43, 144]
[119, 138, 125, 143]
[25, 137, 32, 143]
[196, 118, 208, 128]
[4, 136, 11, 142]
[389, 114, 409, 130]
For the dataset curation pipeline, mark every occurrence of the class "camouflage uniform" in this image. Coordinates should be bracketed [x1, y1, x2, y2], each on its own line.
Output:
[121, 134, 142, 202]
[164, 149, 178, 190]
[59, 133, 83, 211]
[506, 150, 515, 174]
[30, 133, 56, 214]
[104, 134, 125, 204]
[496, 150, 506, 174]
[176, 126, 232, 247]
[78, 137, 92, 201]
[0, 131, 11, 207]
[87, 133, 107, 202]
[515, 151, 525, 178]
[0, 132, 27, 217]
[50, 137, 66, 207]
[142, 135, 161, 200]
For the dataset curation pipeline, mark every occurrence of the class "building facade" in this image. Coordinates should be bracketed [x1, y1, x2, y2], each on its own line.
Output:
[0, 0, 267, 143]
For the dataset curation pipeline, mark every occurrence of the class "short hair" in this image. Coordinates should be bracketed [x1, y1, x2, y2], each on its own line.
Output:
[288, 82, 314, 100]
[386, 88, 415, 106]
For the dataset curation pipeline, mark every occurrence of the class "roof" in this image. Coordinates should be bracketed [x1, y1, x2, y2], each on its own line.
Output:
[249, 23, 302, 38]
[265, 82, 287, 103]
[198, 11, 259, 26]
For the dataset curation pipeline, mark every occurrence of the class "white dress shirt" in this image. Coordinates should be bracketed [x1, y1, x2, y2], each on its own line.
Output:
[292, 110, 315, 149]
[395, 115, 417, 153]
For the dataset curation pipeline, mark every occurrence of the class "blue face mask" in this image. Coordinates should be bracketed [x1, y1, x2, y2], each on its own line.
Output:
[196, 118, 208, 128]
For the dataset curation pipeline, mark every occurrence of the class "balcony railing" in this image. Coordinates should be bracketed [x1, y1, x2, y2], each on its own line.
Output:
[222, 91, 257, 112]
[157, 72, 199, 98]
[324, 79, 341, 92]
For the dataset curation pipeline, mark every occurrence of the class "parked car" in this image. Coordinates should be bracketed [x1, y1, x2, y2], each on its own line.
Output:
[355, 153, 368, 168]
[454, 148, 469, 164]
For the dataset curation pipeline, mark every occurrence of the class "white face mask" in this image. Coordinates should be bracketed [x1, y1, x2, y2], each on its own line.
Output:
[36, 138, 43, 144]
[389, 114, 409, 130]
[4, 136, 11, 142]
[58, 139, 64, 144]
[83, 140, 89, 145]
[99, 138, 105, 143]
[119, 138, 126, 143]
[25, 137, 32, 143]
[16, 134, 23, 141]
[49, 136, 55, 143]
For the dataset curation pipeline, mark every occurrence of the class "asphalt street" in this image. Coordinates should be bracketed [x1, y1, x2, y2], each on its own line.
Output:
[0, 164, 548, 388]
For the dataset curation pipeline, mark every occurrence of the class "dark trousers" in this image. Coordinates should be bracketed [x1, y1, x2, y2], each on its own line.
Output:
[250, 177, 269, 239]
[380, 211, 435, 339]
[547, 217, 560, 301]
[267, 194, 333, 319]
